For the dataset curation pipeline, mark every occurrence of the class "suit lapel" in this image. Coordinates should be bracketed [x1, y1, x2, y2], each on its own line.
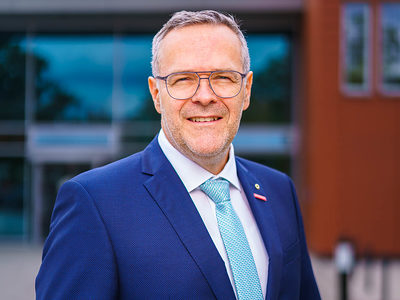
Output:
[141, 138, 235, 299]
[236, 159, 283, 300]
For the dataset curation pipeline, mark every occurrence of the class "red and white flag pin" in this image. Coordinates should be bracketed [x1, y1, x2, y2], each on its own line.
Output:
[254, 193, 267, 202]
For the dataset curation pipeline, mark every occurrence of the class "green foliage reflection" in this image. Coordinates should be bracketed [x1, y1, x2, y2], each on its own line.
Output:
[243, 54, 291, 123]
[0, 36, 26, 120]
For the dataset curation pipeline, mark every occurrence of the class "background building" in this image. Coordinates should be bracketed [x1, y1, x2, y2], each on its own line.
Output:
[304, 0, 399, 259]
[0, 0, 399, 299]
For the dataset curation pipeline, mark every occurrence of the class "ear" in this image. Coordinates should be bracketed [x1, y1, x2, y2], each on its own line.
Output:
[148, 76, 161, 114]
[243, 71, 253, 111]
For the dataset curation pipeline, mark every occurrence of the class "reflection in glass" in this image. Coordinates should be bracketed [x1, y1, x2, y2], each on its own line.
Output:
[0, 35, 26, 120]
[342, 3, 371, 94]
[41, 164, 90, 239]
[381, 3, 400, 93]
[119, 36, 158, 121]
[0, 158, 24, 235]
[243, 35, 291, 123]
[32, 36, 113, 122]
[238, 35, 292, 174]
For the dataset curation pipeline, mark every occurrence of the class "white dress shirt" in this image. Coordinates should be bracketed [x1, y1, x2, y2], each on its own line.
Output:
[158, 129, 269, 299]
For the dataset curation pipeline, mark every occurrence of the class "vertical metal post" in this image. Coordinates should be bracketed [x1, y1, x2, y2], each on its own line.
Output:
[335, 240, 355, 300]
[25, 31, 36, 242]
[32, 163, 43, 243]
[111, 33, 122, 158]
[339, 272, 348, 300]
[381, 259, 388, 300]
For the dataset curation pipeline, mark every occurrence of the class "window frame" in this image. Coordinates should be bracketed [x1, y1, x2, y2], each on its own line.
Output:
[377, 2, 400, 97]
[340, 2, 372, 97]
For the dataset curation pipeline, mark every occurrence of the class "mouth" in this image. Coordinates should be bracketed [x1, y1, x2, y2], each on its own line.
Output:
[188, 116, 221, 123]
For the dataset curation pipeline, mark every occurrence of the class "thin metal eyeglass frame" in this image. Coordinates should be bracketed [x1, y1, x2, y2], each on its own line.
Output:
[155, 70, 248, 100]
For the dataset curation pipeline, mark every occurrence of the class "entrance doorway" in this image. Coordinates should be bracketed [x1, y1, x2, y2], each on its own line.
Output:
[33, 163, 91, 242]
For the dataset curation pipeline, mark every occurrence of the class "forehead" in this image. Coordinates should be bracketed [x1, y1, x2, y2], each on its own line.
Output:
[158, 24, 243, 74]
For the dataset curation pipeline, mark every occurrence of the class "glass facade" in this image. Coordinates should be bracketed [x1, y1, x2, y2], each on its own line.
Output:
[245, 35, 292, 123]
[40, 164, 90, 238]
[119, 36, 157, 121]
[0, 158, 25, 236]
[32, 36, 114, 122]
[0, 32, 293, 240]
[0, 35, 26, 120]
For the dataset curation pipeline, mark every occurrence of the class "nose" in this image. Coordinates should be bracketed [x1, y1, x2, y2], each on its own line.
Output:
[191, 77, 217, 105]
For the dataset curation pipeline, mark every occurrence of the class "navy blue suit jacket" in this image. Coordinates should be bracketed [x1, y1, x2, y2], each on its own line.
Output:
[36, 137, 321, 299]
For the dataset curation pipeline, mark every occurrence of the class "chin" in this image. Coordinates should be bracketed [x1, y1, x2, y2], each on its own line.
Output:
[187, 143, 229, 159]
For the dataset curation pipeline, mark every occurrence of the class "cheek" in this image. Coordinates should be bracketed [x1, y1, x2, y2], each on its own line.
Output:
[227, 101, 245, 121]
[160, 98, 183, 123]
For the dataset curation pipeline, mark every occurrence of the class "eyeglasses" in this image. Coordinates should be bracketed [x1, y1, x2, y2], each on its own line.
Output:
[155, 70, 247, 100]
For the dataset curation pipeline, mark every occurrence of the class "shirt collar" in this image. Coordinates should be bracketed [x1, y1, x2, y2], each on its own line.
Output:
[158, 129, 241, 192]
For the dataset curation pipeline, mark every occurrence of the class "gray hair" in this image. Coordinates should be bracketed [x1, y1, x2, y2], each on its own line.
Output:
[151, 10, 250, 76]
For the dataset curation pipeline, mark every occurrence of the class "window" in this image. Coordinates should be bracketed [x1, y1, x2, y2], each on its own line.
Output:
[40, 163, 90, 239]
[0, 158, 25, 236]
[236, 34, 293, 175]
[118, 35, 158, 121]
[243, 34, 292, 123]
[0, 34, 26, 120]
[32, 35, 114, 122]
[341, 3, 371, 95]
[380, 3, 400, 94]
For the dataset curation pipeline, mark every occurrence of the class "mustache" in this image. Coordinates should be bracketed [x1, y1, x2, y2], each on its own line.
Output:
[181, 104, 227, 118]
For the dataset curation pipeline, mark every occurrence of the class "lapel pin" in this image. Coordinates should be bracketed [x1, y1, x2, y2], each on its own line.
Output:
[254, 193, 267, 201]
[255, 183, 260, 190]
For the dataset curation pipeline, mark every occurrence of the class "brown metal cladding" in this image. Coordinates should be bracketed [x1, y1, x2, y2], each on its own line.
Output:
[302, 0, 400, 256]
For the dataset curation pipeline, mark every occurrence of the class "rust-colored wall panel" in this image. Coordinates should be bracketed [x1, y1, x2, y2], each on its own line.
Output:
[338, 102, 398, 255]
[303, 0, 342, 255]
[302, 0, 400, 256]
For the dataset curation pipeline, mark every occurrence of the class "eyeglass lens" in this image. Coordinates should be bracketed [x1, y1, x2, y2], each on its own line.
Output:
[165, 71, 243, 99]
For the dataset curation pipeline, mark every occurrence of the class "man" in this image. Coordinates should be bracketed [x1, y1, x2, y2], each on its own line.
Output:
[36, 10, 321, 300]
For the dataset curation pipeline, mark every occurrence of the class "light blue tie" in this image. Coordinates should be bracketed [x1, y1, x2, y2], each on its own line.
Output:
[200, 178, 263, 300]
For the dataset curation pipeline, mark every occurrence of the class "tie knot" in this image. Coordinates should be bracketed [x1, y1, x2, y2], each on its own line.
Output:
[200, 178, 230, 204]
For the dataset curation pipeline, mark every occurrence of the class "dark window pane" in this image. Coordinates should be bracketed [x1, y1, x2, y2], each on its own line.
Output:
[0, 158, 24, 235]
[243, 35, 292, 124]
[235, 35, 292, 173]
[32, 35, 113, 122]
[381, 3, 400, 93]
[0, 34, 26, 120]
[41, 164, 90, 239]
[119, 35, 159, 121]
[342, 3, 371, 94]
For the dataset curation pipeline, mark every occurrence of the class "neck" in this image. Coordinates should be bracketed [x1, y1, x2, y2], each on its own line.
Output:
[190, 150, 230, 175]
[160, 127, 231, 175]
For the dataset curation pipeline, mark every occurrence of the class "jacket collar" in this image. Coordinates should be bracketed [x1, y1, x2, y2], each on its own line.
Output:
[141, 137, 236, 299]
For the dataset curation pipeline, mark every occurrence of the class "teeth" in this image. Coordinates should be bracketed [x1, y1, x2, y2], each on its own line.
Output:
[190, 117, 219, 122]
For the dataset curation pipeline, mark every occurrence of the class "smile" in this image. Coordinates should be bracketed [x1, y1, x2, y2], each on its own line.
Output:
[188, 117, 221, 122]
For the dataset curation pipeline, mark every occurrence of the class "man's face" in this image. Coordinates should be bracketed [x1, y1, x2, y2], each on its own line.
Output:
[149, 24, 253, 173]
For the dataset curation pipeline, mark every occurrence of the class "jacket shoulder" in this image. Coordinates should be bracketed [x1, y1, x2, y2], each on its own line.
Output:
[72, 150, 145, 188]
[236, 156, 290, 182]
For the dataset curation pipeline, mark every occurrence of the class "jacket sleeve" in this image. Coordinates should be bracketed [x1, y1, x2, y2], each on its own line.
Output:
[288, 176, 321, 300]
[35, 180, 118, 300]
